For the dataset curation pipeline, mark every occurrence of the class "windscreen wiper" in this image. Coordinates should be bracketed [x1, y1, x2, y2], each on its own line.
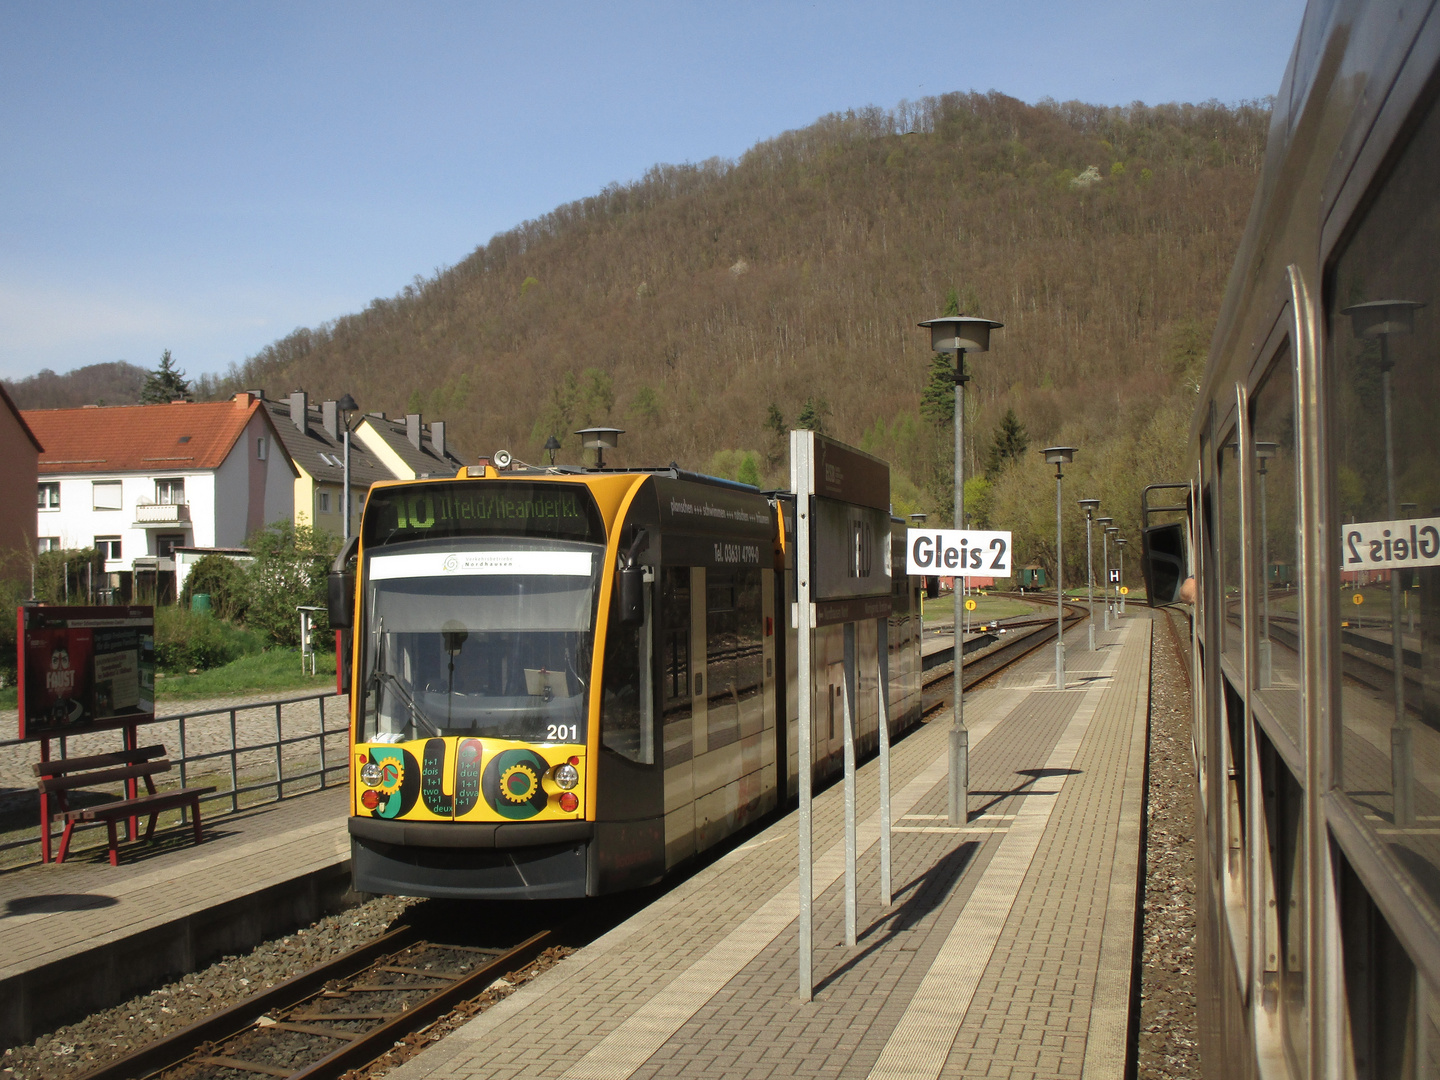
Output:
[369, 669, 442, 737]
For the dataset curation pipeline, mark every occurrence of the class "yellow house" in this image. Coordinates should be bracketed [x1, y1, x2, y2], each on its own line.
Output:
[260, 392, 390, 536]
[352, 411, 467, 480]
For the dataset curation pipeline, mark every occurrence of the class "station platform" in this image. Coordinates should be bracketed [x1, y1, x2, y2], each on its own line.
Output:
[390, 611, 1152, 1080]
[0, 784, 352, 1045]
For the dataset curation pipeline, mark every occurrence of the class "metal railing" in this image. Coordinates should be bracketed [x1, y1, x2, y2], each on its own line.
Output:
[0, 691, 351, 866]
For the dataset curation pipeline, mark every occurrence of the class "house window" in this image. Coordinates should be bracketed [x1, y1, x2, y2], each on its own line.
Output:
[37, 537, 59, 553]
[155, 478, 185, 505]
[318, 491, 332, 514]
[37, 483, 60, 510]
[257, 436, 268, 460]
[92, 481, 123, 511]
[95, 536, 122, 561]
[157, 534, 186, 558]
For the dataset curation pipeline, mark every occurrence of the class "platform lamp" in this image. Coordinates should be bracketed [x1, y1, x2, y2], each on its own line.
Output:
[1078, 499, 1100, 651]
[1115, 537, 1128, 615]
[574, 427, 624, 470]
[544, 435, 562, 468]
[337, 393, 358, 540]
[1096, 517, 1114, 630]
[1342, 298, 1423, 826]
[1255, 442, 1278, 686]
[917, 312, 1004, 826]
[1042, 448, 1077, 689]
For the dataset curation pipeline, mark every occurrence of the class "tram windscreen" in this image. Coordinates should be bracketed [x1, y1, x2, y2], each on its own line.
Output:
[360, 545, 601, 743]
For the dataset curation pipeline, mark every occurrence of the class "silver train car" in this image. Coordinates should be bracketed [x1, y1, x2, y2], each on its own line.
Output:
[1140, 1, 1440, 1074]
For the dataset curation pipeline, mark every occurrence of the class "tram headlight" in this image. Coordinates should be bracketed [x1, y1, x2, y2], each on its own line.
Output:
[360, 761, 384, 787]
[551, 763, 580, 790]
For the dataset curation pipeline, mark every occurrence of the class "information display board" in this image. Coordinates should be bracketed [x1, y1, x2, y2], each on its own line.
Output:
[16, 606, 155, 740]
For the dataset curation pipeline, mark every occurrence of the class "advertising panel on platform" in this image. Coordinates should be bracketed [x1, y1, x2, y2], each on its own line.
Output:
[16, 606, 156, 740]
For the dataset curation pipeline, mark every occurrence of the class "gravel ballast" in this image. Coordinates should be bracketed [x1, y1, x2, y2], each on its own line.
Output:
[1, 895, 414, 1079]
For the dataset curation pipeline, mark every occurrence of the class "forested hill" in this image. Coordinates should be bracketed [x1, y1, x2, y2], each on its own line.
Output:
[217, 92, 1268, 567]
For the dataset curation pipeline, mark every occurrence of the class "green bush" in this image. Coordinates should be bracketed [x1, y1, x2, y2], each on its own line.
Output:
[180, 552, 250, 622]
[153, 606, 264, 673]
[245, 520, 339, 648]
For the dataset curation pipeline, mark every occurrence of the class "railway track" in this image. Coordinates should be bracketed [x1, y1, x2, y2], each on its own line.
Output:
[76, 925, 562, 1080]
[79, 597, 1094, 1080]
[919, 595, 1091, 712]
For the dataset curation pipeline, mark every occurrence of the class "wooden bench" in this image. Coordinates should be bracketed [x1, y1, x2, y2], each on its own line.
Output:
[33, 745, 217, 866]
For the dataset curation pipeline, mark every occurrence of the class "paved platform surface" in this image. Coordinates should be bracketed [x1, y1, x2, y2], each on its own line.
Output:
[390, 612, 1152, 1080]
[0, 785, 351, 1044]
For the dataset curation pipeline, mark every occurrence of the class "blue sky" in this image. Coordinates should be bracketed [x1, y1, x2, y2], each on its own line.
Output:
[0, 1, 1306, 384]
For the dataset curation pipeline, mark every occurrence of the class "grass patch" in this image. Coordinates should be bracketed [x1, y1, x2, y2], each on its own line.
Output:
[155, 649, 338, 702]
[922, 595, 1035, 621]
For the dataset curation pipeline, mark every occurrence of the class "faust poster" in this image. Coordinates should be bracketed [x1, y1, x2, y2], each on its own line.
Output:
[16, 606, 155, 740]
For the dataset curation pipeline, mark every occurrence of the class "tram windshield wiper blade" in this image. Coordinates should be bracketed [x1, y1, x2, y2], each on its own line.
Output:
[369, 669, 442, 737]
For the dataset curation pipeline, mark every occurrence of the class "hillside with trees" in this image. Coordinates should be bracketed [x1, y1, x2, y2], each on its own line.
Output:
[4, 361, 149, 409]
[203, 91, 1267, 580]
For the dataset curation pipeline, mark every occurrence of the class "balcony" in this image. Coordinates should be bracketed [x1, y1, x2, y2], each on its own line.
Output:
[134, 501, 191, 526]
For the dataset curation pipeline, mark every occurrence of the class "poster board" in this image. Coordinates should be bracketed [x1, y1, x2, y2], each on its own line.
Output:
[16, 606, 156, 740]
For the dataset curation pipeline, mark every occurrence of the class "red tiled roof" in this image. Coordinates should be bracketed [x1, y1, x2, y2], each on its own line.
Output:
[24, 396, 265, 475]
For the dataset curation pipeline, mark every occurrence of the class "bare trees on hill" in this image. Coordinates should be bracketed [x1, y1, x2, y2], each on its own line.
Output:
[204, 89, 1267, 583]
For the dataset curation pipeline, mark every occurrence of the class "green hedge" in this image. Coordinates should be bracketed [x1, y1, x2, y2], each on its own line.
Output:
[153, 606, 264, 673]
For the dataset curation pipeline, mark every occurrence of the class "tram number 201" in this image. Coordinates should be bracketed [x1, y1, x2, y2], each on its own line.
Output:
[546, 724, 579, 743]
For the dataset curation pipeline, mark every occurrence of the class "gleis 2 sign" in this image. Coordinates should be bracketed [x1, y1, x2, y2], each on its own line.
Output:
[906, 530, 1013, 577]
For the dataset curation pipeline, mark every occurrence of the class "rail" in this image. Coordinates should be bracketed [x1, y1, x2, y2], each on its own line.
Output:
[0, 691, 351, 866]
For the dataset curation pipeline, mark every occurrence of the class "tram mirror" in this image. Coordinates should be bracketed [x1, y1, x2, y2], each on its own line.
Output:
[327, 570, 356, 628]
[1140, 522, 1188, 607]
[619, 564, 645, 624]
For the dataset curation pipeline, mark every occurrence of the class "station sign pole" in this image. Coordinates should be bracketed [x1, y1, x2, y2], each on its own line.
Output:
[792, 430, 892, 997]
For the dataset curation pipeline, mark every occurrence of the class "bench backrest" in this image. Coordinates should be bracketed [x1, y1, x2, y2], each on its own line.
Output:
[34, 746, 173, 795]
[32, 745, 166, 779]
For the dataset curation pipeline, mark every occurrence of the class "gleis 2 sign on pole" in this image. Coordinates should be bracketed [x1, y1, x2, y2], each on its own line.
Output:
[905, 529, 1013, 577]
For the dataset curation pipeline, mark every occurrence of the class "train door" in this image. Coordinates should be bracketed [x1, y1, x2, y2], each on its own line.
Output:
[594, 512, 664, 893]
[660, 565, 696, 868]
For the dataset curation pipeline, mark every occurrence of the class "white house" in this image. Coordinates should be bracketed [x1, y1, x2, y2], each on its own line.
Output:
[24, 394, 297, 599]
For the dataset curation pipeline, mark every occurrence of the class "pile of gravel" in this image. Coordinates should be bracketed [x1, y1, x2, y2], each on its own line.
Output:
[1, 895, 413, 1080]
[1137, 610, 1200, 1078]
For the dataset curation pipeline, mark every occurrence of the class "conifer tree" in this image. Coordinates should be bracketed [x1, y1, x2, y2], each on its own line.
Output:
[140, 350, 190, 404]
[795, 397, 827, 433]
[985, 408, 1029, 477]
[920, 288, 962, 427]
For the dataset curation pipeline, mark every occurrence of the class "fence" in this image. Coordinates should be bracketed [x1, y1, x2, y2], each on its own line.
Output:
[0, 691, 351, 866]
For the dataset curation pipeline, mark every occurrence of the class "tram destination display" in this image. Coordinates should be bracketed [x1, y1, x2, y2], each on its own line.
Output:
[16, 605, 156, 740]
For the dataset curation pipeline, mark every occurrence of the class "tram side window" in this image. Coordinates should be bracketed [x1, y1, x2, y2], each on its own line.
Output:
[1329, 88, 1440, 910]
[1219, 425, 1243, 671]
[660, 567, 693, 769]
[1250, 354, 1301, 747]
[706, 568, 763, 751]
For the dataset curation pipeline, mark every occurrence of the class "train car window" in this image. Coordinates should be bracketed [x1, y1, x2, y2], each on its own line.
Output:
[1219, 426, 1244, 672]
[1250, 353, 1301, 748]
[660, 567, 693, 769]
[1328, 89, 1440, 905]
[706, 568, 763, 751]
[1338, 847, 1420, 1078]
[1223, 677, 1248, 886]
[1258, 727, 1306, 1071]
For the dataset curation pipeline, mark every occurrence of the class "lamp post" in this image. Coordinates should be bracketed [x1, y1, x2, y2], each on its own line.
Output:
[917, 312, 1003, 826]
[1255, 442, 1278, 686]
[1078, 499, 1099, 651]
[1043, 447, 1077, 689]
[1402, 502, 1418, 635]
[1116, 537, 1127, 615]
[1343, 298, 1423, 827]
[574, 427, 623, 470]
[337, 393, 358, 540]
[544, 435, 562, 467]
[1096, 517, 1113, 630]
